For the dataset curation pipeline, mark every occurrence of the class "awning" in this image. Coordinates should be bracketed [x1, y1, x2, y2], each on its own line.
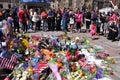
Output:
[21, 0, 50, 4]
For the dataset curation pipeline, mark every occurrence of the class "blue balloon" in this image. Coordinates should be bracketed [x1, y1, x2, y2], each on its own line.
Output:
[72, 44, 77, 50]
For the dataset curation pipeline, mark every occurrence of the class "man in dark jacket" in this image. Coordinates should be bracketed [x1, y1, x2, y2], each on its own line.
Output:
[12, 7, 19, 32]
[84, 8, 91, 32]
[108, 21, 118, 42]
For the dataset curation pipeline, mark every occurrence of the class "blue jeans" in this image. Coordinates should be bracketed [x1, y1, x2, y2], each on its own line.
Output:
[62, 19, 68, 31]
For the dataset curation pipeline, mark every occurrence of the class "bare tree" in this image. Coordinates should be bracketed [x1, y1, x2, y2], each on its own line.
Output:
[84, 0, 93, 10]
[109, 0, 118, 10]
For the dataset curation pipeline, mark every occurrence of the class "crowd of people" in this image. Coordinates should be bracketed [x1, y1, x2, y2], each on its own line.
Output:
[0, 6, 120, 42]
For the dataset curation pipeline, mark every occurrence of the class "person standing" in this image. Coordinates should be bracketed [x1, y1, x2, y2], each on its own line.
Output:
[41, 10, 48, 31]
[18, 9, 27, 33]
[96, 12, 101, 37]
[12, 7, 19, 33]
[91, 10, 98, 25]
[69, 10, 75, 33]
[84, 8, 91, 32]
[32, 11, 39, 32]
[25, 10, 30, 32]
[100, 12, 106, 35]
[62, 8, 69, 31]
[56, 8, 62, 31]
[52, 9, 56, 31]
[75, 10, 83, 33]
[29, 8, 34, 30]
[47, 9, 54, 31]
[4, 9, 10, 20]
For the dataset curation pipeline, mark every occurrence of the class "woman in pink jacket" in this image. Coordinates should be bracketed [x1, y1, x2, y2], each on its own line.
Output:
[109, 12, 119, 26]
[75, 10, 83, 33]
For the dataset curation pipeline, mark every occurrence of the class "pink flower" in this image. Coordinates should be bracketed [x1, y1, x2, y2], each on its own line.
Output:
[35, 50, 40, 57]
[31, 35, 41, 40]
[29, 43, 37, 48]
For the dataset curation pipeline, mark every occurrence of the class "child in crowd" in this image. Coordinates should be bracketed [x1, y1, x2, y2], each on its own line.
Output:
[90, 22, 96, 40]
[69, 11, 75, 33]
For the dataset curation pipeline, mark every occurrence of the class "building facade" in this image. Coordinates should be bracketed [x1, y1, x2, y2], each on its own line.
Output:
[0, 0, 119, 10]
[0, 0, 19, 9]
[93, 0, 120, 10]
[50, 0, 120, 11]
[0, 0, 50, 9]
[50, 0, 85, 10]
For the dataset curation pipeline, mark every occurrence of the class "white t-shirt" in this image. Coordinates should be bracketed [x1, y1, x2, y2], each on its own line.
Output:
[69, 17, 74, 24]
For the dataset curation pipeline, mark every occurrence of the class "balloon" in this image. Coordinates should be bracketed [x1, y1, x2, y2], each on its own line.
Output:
[28, 67, 34, 74]
[104, 71, 109, 75]
[22, 39, 29, 49]
[4, 77, 10, 80]
[85, 39, 90, 45]
[72, 44, 77, 50]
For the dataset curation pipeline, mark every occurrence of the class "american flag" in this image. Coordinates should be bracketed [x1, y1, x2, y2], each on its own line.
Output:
[33, 62, 48, 73]
[0, 54, 18, 70]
